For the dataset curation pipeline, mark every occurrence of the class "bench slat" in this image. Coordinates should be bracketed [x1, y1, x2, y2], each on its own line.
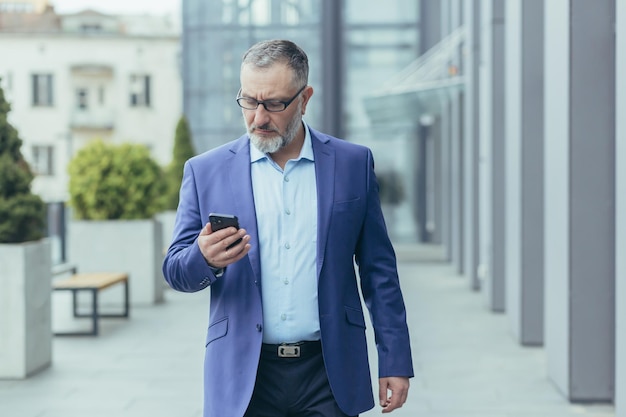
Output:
[53, 272, 128, 291]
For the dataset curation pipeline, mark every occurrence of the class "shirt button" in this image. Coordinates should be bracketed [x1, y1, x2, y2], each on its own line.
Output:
[283, 279, 289, 285]
[256, 324, 262, 332]
[285, 209, 291, 215]
[284, 176, 290, 182]
[281, 314, 286, 321]
[285, 243, 290, 249]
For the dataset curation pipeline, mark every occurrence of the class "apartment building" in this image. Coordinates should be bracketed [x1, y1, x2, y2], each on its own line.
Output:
[0, 0, 181, 202]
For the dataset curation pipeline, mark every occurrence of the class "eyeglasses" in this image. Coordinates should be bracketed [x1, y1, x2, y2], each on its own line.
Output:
[236, 85, 307, 112]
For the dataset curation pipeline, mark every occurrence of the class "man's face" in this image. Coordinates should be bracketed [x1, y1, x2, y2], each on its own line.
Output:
[239, 63, 311, 154]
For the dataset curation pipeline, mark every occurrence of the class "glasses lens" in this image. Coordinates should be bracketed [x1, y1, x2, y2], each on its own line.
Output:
[237, 97, 258, 110]
[264, 102, 286, 112]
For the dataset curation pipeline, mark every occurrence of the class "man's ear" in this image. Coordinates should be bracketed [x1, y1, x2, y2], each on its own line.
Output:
[301, 86, 314, 115]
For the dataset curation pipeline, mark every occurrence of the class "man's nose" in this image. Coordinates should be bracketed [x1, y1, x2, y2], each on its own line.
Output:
[253, 104, 271, 124]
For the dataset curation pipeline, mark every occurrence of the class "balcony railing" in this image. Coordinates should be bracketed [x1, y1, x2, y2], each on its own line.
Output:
[70, 108, 114, 130]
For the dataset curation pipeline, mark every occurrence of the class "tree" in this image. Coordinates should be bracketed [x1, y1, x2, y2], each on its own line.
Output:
[0, 80, 46, 243]
[164, 116, 195, 210]
[68, 140, 166, 220]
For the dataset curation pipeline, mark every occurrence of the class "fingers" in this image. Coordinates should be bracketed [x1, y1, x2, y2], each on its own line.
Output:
[199, 227, 250, 268]
[379, 377, 409, 413]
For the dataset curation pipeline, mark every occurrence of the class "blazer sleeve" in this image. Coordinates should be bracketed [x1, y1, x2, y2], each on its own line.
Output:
[162, 159, 220, 292]
[355, 149, 414, 378]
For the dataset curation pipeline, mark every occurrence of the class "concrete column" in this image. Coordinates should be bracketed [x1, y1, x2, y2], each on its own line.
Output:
[421, 0, 442, 52]
[504, 0, 545, 345]
[415, 0, 443, 245]
[437, 0, 464, 251]
[448, 0, 465, 274]
[544, 0, 615, 401]
[463, 0, 481, 290]
[439, 0, 452, 254]
[321, 0, 344, 138]
[615, 0, 626, 414]
[478, 0, 506, 311]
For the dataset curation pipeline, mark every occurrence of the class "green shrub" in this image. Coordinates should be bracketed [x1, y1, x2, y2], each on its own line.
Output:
[0, 81, 46, 243]
[164, 116, 195, 210]
[68, 140, 166, 220]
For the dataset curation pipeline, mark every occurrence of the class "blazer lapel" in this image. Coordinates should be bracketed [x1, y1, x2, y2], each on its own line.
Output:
[227, 137, 262, 287]
[311, 131, 335, 278]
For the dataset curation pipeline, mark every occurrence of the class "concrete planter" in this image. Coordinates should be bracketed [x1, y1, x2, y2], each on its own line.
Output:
[0, 239, 52, 379]
[155, 210, 177, 249]
[68, 219, 164, 306]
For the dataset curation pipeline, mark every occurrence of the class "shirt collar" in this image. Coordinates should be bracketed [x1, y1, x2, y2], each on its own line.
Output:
[250, 120, 314, 163]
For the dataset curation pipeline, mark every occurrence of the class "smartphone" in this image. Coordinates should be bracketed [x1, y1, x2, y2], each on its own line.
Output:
[208, 213, 242, 249]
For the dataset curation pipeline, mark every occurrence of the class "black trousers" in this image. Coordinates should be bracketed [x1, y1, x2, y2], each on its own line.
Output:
[244, 341, 357, 417]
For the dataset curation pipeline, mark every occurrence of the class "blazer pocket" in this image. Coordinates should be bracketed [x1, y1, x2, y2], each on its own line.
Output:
[205, 317, 228, 347]
[333, 197, 361, 213]
[344, 306, 366, 329]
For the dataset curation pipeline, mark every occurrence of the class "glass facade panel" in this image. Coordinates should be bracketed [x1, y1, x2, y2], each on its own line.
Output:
[183, 0, 421, 241]
[343, 2, 420, 241]
[183, 0, 322, 151]
[345, 0, 419, 24]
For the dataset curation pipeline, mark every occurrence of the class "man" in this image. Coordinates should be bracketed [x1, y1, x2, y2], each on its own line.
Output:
[163, 39, 413, 417]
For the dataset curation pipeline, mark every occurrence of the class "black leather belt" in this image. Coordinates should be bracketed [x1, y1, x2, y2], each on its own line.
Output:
[261, 340, 321, 359]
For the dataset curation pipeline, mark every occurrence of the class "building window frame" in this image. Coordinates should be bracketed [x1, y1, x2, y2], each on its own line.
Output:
[129, 74, 151, 107]
[32, 73, 54, 107]
[76, 88, 89, 110]
[31, 145, 55, 176]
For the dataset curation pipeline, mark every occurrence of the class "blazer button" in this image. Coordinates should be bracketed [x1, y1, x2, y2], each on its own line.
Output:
[256, 324, 262, 332]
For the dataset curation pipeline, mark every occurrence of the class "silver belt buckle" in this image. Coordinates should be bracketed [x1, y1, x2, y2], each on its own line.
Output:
[278, 344, 300, 358]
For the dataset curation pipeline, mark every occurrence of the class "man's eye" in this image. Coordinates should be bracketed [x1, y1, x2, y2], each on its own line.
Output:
[242, 98, 258, 106]
[264, 101, 284, 110]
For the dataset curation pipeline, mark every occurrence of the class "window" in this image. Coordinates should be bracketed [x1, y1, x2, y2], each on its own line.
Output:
[98, 86, 106, 105]
[0, 2, 35, 13]
[130, 74, 151, 107]
[76, 88, 88, 110]
[80, 24, 103, 33]
[32, 74, 54, 107]
[31, 145, 54, 176]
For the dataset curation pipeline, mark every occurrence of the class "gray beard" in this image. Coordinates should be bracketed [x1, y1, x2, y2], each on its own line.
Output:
[248, 104, 303, 154]
[250, 132, 288, 154]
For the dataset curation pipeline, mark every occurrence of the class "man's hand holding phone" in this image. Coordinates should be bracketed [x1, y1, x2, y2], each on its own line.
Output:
[198, 213, 251, 269]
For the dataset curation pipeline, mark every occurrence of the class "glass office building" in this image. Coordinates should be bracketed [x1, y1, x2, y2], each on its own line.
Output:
[182, 0, 422, 242]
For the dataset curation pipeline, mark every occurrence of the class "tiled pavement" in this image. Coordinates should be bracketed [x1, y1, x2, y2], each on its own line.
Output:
[0, 244, 616, 417]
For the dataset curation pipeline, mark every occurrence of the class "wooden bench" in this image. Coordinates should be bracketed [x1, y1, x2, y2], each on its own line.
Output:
[53, 272, 130, 336]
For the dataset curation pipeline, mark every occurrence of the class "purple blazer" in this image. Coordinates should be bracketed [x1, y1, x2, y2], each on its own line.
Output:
[162, 128, 414, 417]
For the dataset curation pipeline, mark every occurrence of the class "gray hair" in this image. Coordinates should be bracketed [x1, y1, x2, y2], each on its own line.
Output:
[241, 39, 309, 88]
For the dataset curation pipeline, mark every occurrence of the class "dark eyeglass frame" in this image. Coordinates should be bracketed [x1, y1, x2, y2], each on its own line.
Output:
[236, 85, 307, 112]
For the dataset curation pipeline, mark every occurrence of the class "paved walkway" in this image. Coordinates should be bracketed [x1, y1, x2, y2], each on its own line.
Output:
[0, 244, 616, 417]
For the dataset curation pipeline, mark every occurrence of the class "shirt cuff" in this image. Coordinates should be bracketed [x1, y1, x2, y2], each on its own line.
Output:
[209, 265, 225, 278]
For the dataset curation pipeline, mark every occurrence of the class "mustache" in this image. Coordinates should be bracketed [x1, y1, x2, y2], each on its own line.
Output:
[251, 123, 278, 133]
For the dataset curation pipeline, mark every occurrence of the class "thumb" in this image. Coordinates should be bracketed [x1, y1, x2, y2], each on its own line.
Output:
[199, 222, 212, 236]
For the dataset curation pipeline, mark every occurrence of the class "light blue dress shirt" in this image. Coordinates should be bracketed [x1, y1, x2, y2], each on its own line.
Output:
[250, 121, 320, 344]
